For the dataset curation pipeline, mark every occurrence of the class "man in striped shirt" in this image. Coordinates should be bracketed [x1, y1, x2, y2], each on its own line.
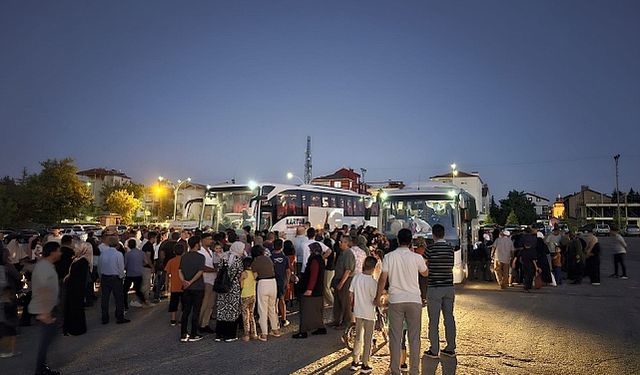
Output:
[423, 224, 457, 358]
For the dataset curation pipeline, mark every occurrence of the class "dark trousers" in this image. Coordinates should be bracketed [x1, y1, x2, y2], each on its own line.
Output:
[101, 275, 125, 323]
[181, 289, 204, 336]
[123, 276, 145, 309]
[153, 270, 165, 301]
[522, 264, 535, 290]
[36, 314, 58, 373]
[332, 277, 352, 326]
[586, 257, 600, 283]
[613, 253, 627, 277]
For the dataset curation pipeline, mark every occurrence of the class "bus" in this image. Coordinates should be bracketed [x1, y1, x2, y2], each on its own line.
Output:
[378, 183, 478, 283]
[195, 183, 378, 239]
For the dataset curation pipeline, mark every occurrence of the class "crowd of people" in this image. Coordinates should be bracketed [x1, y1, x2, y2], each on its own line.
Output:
[0, 219, 630, 374]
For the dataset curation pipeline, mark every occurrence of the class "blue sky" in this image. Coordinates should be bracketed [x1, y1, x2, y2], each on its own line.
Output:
[1, 0, 638, 200]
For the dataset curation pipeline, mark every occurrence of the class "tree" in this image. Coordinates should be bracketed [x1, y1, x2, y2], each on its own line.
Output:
[506, 209, 519, 225]
[105, 189, 142, 225]
[484, 213, 496, 225]
[100, 181, 145, 205]
[0, 177, 18, 228]
[628, 188, 640, 203]
[498, 190, 537, 226]
[27, 158, 92, 225]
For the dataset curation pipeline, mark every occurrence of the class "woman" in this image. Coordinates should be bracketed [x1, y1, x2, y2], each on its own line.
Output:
[293, 242, 325, 339]
[0, 244, 22, 358]
[283, 240, 297, 304]
[214, 241, 244, 342]
[251, 245, 280, 341]
[535, 232, 553, 285]
[584, 233, 601, 285]
[63, 242, 91, 336]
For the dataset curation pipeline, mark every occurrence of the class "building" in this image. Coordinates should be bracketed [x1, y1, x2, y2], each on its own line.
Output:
[524, 192, 550, 219]
[552, 196, 565, 219]
[430, 170, 490, 217]
[563, 185, 612, 225]
[365, 179, 406, 196]
[77, 168, 132, 206]
[311, 168, 367, 194]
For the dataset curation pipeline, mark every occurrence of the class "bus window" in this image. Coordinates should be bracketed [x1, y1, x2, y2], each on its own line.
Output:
[355, 198, 364, 216]
[321, 195, 330, 208]
[276, 192, 299, 221]
[346, 198, 354, 216]
[301, 192, 308, 215]
[338, 196, 345, 209]
[310, 194, 321, 207]
[330, 195, 337, 208]
[371, 201, 379, 216]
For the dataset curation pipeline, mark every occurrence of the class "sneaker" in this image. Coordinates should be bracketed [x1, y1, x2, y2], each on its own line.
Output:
[592, 283, 601, 286]
[214, 336, 222, 342]
[441, 349, 456, 357]
[281, 319, 290, 327]
[130, 300, 143, 308]
[349, 362, 362, 371]
[170, 320, 177, 326]
[270, 330, 282, 337]
[424, 349, 439, 358]
[224, 337, 238, 342]
[180, 334, 190, 342]
[258, 334, 268, 342]
[360, 365, 373, 374]
[400, 363, 408, 371]
[621, 276, 629, 280]
[188, 334, 204, 342]
[0, 351, 22, 358]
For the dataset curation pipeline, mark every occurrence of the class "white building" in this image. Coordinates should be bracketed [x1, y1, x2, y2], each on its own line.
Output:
[430, 171, 490, 218]
[524, 192, 550, 219]
[77, 168, 132, 206]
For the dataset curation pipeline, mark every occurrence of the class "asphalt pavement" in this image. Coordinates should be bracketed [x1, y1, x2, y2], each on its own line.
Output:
[1, 237, 639, 375]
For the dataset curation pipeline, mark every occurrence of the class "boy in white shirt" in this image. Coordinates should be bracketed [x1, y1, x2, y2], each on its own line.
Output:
[348, 256, 379, 374]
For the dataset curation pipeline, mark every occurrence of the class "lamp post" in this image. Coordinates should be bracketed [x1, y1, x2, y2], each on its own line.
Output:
[614, 154, 621, 229]
[173, 177, 191, 221]
[286, 172, 305, 185]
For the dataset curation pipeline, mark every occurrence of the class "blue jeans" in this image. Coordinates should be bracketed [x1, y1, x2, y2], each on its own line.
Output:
[153, 270, 165, 301]
[553, 267, 562, 285]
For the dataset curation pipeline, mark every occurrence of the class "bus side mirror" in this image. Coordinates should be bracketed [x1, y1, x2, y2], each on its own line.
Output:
[364, 207, 371, 221]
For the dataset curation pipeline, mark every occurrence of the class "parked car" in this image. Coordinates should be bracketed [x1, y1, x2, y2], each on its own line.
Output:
[624, 224, 640, 237]
[593, 224, 611, 236]
[106, 225, 128, 235]
[579, 223, 596, 233]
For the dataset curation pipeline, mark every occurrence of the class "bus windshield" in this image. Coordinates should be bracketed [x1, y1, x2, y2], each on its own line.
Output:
[381, 197, 457, 240]
[203, 190, 256, 232]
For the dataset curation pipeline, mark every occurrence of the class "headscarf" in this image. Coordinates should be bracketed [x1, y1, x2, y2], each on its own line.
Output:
[583, 233, 598, 255]
[308, 242, 324, 256]
[74, 241, 94, 271]
[357, 235, 369, 255]
[226, 240, 246, 264]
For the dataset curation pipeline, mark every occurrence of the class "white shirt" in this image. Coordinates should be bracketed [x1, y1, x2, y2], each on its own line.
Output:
[612, 233, 627, 254]
[351, 246, 367, 276]
[349, 273, 377, 321]
[300, 239, 330, 273]
[381, 247, 427, 304]
[198, 246, 215, 285]
[294, 235, 308, 263]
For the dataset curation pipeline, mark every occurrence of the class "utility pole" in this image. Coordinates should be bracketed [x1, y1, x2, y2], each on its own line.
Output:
[614, 154, 621, 229]
[304, 136, 312, 184]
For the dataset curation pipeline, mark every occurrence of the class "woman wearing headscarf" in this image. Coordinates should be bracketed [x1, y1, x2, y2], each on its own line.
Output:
[214, 241, 244, 342]
[534, 229, 553, 285]
[63, 242, 91, 336]
[292, 242, 325, 339]
[583, 232, 601, 285]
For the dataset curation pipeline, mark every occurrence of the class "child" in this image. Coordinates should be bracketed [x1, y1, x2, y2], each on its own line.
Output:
[348, 256, 378, 374]
[240, 257, 258, 341]
[164, 243, 185, 326]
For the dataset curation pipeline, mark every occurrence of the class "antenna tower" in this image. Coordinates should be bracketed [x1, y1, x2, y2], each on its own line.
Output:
[304, 136, 312, 184]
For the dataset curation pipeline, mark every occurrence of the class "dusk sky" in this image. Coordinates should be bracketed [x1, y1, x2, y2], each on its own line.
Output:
[1, 1, 638, 201]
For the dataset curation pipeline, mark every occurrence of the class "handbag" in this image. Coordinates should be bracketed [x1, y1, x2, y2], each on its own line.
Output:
[213, 261, 231, 294]
[534, 271, 542, 289]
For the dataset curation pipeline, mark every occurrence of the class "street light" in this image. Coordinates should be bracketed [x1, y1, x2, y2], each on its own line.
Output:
[286, 172, 305, 185]
[173, 177, 191, 221]
[248, 180, 259, 191]
[450, 163, 458, 185]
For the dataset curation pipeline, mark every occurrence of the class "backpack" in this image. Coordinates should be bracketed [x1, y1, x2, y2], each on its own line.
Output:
[213, 261, 231, 294]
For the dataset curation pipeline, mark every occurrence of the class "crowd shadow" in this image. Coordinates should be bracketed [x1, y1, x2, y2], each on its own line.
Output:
[422, 356, 458, 375]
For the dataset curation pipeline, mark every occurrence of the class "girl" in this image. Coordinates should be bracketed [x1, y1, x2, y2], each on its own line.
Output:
[240, 257, 258, 341]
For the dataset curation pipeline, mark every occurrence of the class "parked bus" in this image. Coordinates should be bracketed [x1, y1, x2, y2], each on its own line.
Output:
[195, 183, 378, 239]
[378, 183, 478, 283]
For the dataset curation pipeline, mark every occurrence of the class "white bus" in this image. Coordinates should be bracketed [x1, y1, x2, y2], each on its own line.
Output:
[378, 183, 478, 283]
[195, 183, 378, 239]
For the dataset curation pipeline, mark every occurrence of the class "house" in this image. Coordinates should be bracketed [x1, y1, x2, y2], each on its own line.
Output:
[524, 192, 550, 219]
[430, 170, 490, 216]
[311, 168, 367, 194]
[563, 186, 612, 224]
[77, 168, 132, 206]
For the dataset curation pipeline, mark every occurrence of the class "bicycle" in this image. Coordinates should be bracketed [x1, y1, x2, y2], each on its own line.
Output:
[342, 306, 389, 352]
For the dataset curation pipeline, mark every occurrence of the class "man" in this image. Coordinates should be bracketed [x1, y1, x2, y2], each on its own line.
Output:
[179, 236, 205, 342]
[45, 227, 62, 244]
[123, 239, 146, 310]
[55, 235, 75, 282]
[492, 230, 514, 289]
[198, 233, 216, 333]
[177, 229, 190, 249]
[153, 231, 174, 303]
[271, 238, 291, 326]
[331, 234, 355, 330]
[375, 229, 427, 375]
[609, 226, 628, 279]
[140, 232, 156, 302]
[29, 242, 62, 375]
[300, 228, 331, 274]
[293, 227, 308, 276]
[99, 233, 129, 324]
[423, 224, 456, 359]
